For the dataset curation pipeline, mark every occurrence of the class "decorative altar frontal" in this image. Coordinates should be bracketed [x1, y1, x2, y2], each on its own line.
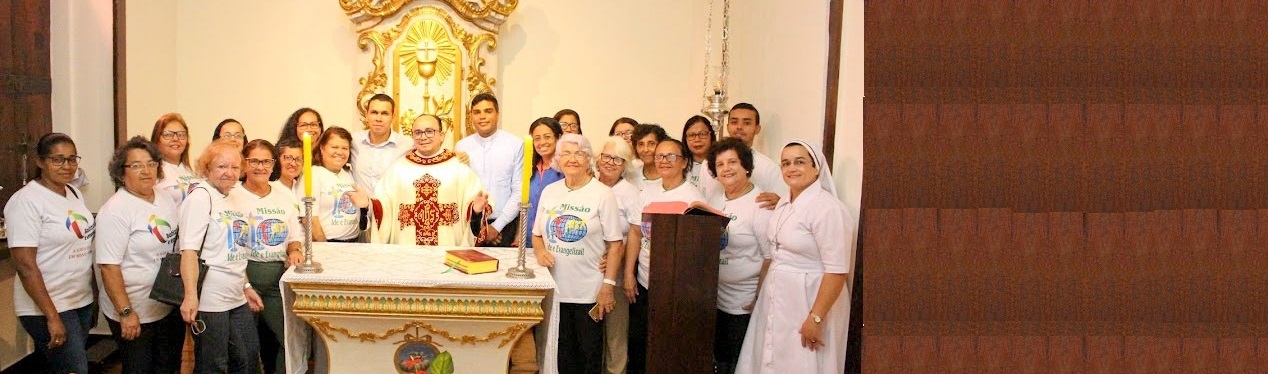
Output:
[282, 243, 554, 374]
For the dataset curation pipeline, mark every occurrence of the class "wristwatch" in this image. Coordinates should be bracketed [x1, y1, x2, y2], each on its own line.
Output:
[119, 307, 133, 317]
[810, 313, 822, 324]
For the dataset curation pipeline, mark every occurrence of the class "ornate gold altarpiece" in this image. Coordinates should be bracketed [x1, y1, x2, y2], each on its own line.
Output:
[343, 0, 517, 144]
[282, 243, 553, 373]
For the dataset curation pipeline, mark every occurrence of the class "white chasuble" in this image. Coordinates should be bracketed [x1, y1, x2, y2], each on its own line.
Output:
[370, 150, 491, 247]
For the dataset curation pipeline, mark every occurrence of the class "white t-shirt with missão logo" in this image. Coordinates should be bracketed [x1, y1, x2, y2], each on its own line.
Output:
[4, 182, 95, 316]
[707, 186, 773, 315]
[635, 180, 706, 290]
[157, 161, 197, 207]
[533, 178, 625, 304]
[180, 183, 249, 313]
[94, 187, 178, 323]
[232, 182, 303, 262]
[305, 167, 360, 241]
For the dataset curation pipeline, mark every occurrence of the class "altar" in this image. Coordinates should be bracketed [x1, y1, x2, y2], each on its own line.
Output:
[282, 243, 554, 374]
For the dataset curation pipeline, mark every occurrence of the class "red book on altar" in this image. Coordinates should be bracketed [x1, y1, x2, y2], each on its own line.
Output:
[444, 249, 499, 274]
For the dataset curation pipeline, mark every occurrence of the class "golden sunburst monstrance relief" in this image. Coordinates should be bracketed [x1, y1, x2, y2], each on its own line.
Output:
[397, 19, 460, 135]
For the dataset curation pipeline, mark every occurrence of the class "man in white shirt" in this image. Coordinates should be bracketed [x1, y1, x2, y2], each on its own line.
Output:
[351, 94, 412, 195]
[455, 93, 524, 247]
[726, 103, 786, 208]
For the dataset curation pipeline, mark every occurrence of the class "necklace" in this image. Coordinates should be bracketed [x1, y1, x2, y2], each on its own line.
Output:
[565, 175, 591, 192]
[771, 204, 795, 252]
[724, 182, 754, 201]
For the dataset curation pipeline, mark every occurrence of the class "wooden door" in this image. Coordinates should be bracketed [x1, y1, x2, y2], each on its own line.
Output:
[0, 0, 52, 208]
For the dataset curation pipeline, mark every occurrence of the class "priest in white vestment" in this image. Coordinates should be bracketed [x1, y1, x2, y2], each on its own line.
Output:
[370, 114, 490, 247]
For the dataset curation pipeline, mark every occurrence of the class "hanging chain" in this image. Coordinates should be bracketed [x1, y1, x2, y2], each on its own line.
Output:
[701, 0, 715, 97]
[719, 0, 731, 94]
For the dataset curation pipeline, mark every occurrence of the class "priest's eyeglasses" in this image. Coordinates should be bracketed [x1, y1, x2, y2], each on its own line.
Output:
[599, 153, 625, 165]
[160, 131, 189, 140]
[246, 158, 276, 168]
[44, 155, 81, 166]
[412, 129, 441, 139]
[125, 161, 161, 171]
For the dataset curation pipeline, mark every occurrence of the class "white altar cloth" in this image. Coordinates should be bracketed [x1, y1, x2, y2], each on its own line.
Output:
[281, 242, 556, 374]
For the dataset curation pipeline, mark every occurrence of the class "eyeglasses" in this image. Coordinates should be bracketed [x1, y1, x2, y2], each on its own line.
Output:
[613, 130, 633, 138]
[411, 128, 441, 139]
[558, 151, 589, 161]
[685, 131, 712, 140]
[779, 158, 815, 169]
[190, 319, 207, 336]
[297, 122, 321, 129]
[44, 155, 81, 166]
[220, 132, 246, 140]
[245, 158, 276, 168]
[653, 154, 683, 163]
[125, 161, 160, 171]
[599, 153, 625, 165]
[280, 155, 302, 163]
[160, 131, 189, 140]
[560, 122, 579, 131]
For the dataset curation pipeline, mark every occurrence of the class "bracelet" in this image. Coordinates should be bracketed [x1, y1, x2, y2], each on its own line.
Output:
[602, 278, 617, 286]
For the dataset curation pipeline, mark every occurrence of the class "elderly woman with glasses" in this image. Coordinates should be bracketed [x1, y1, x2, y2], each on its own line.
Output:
[704, 138, 773, 374]
[737, 141, 853, 374]
[5, 133, 95, 374]
[234, 139, 304, 373]
[623, 138, 706, 374]
[593, 135, 642, 373]
[532, 134, 625, 374]
[180, 139, 264, 373]
[95, 136, 186, 373]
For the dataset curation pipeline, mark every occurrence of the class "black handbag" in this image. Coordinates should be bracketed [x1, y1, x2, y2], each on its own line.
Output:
[149, 187, 212, 306]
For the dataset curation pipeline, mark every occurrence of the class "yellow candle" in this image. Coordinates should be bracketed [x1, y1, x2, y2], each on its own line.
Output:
[302, 132, 313, 197]
[522, 136, 532, 204]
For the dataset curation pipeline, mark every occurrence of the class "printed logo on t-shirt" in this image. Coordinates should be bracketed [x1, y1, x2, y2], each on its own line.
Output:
[546, 214, 587, 243]
[65, 211, 94, 239]
[253, 218, 290, 247]
[147, 214, 175, 243]
[218, 210, 246, 253]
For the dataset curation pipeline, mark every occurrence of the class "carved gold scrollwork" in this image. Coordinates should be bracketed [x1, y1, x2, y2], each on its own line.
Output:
[343, 0, 518, 32]
[352, 5, 500, 135]
[306, 317, 529, 348]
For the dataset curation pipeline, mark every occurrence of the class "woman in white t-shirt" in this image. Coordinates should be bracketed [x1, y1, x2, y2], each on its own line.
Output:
[623, 138, 706, 374]
[532, 134, 625, 374]
[235, 139, 305, 373]
[592, 136, 642, 373]
[151, 113, 197, 207]
[179, 139, 264, 373]
[630, 124, 669, 191]
[704, 138, 774, 374]
[96, 136, 186, 373]
[307, 127, 368, 242]
[275, 138, 304, 191]
[5, 133, 95, 374]
[682, 115, 722, 197]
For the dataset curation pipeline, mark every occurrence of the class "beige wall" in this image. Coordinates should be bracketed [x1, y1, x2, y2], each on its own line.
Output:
[118, 0, 862, 216]
[51, 0, 114, 208]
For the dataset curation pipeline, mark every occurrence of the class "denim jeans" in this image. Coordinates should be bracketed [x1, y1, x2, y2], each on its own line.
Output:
[106, 310, 185, 374]
[18, 304, 94, 374]
[193, 304, 261, 374]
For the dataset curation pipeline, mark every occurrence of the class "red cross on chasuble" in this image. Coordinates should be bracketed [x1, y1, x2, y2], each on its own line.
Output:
[398, 174, 459, 246]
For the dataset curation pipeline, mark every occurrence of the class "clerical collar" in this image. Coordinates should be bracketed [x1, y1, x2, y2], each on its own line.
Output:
[406, 149, 455, 166]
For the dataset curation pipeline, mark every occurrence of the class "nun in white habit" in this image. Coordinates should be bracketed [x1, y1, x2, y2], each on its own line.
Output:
[736, 140, 854, 374]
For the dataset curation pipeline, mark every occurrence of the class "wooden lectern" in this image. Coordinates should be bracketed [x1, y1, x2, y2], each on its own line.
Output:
[643, 202, 730, 373]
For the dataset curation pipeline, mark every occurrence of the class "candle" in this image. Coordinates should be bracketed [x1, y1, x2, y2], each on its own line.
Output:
[522, 136, 532, 204]
[302, 132, 313, 197]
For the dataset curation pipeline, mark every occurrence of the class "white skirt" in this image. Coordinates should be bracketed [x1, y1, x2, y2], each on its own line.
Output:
[736, 268, 849, 374]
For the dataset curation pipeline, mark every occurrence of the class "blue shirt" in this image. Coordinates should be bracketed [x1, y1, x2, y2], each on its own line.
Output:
[525, 164, 565, 243]
[455, 129, 524, 231]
